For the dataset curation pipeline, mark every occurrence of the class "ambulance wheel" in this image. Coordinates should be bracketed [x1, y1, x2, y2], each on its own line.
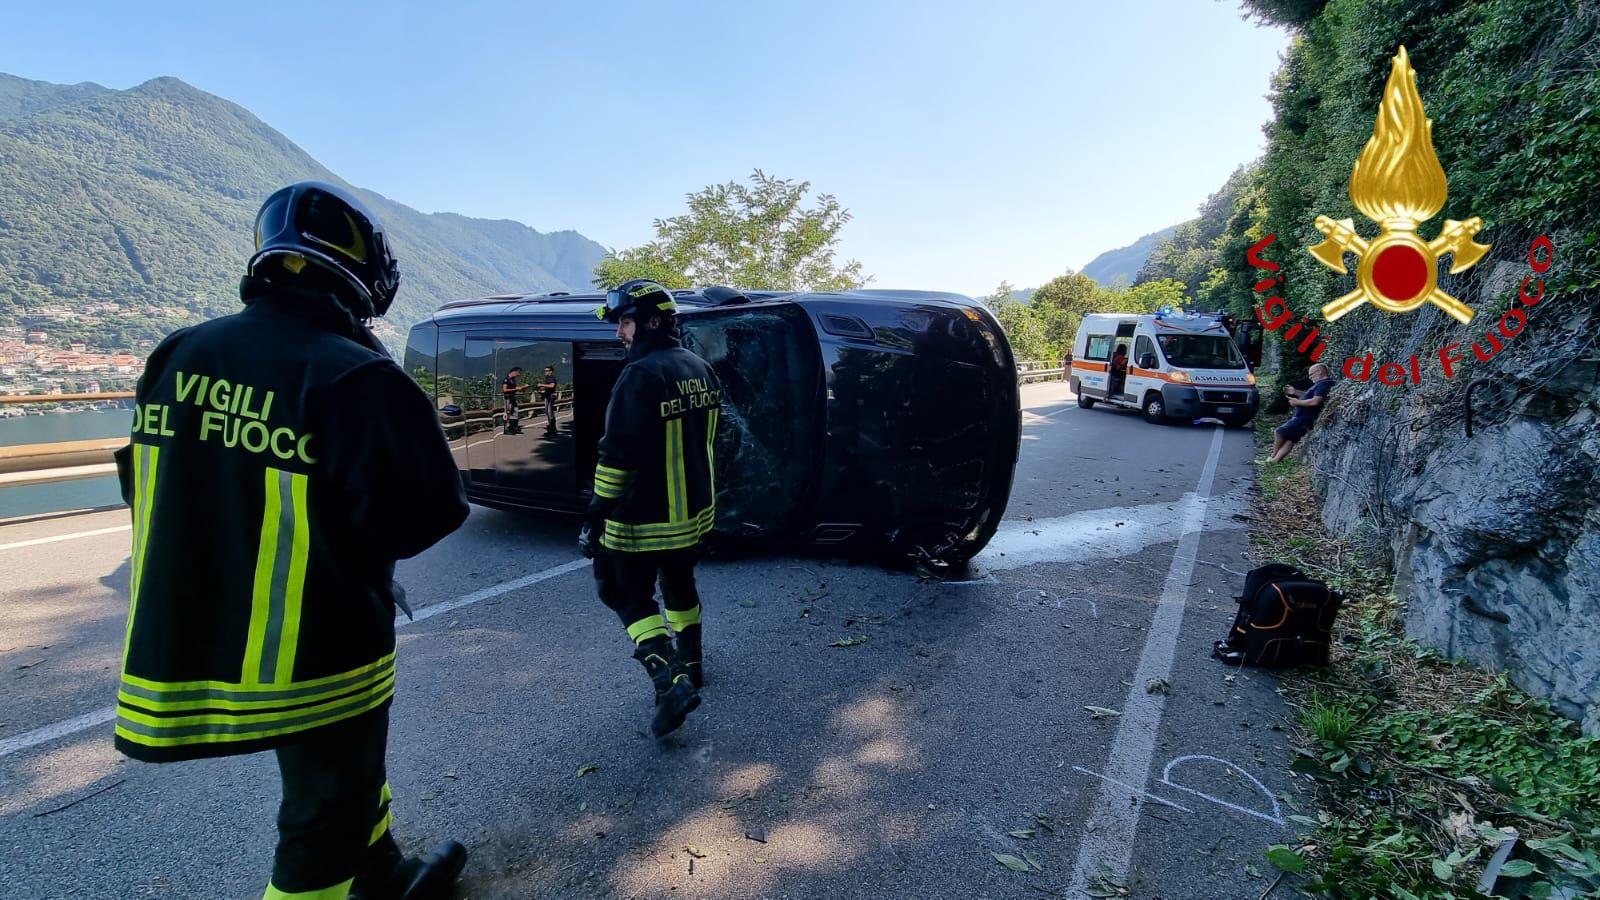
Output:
[1142, 393, 1169, 424]
[1077, 391, 1096, 409]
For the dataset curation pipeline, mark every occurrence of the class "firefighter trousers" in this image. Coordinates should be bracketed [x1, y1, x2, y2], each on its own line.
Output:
[593, 548, 702, 645]
[265, 705, 399, 899]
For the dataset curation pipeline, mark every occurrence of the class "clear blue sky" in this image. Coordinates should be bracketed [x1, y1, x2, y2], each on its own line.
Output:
[3, 0, 1289, 296]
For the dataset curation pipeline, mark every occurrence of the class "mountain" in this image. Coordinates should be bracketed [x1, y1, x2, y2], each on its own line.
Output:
[0, 74, 606, 350]
[1080, 225, 1178, 287]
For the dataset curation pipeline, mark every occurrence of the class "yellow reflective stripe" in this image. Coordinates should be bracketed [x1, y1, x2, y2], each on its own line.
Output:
[276, 472, 310, 684]
[666, 419, 688, 522]
[119, 675, 394, 729]
[602, 520, 714, 553]
[264, 877, 353, 899]
[115, 680, 393, 748]
[369, 781, 394, 846]
[626, 614, 668, 644]
[119, 658, 396, 713]
[243, 468, 281, 684]
[665, 606, 701, 630]
[121, 651, 396, 695]
[124, 443, 159, 649]
[706, 408, 718, 502]
[594, 480, 625, 499]
[603, 506, 714, 537]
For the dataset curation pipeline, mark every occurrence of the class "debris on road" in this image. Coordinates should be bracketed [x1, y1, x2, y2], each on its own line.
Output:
[744, 828, 767, 844]
[993, 852, 1032, 873]
[1146, 678, 1171, 695]
[1084, 706, 1122, 719]
[830, 635, 869, 648]
[577, 765, 598, 778]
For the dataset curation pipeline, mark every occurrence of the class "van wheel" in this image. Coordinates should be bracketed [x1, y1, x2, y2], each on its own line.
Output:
[1142, 393, 1169, 424]
[1077, 391, 1097, 409]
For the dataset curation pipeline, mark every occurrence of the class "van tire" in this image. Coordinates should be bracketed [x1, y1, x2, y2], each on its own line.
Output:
[1142, 393, 1169, 424]
[1077, 391, 1097, 409]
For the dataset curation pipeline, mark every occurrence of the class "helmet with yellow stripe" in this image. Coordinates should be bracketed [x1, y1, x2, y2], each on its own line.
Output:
[597, 279, 679, 324]
[248, 181, 401, 319]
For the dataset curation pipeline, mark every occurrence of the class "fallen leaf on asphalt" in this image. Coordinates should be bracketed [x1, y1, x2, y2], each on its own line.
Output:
[992, 853, 1031, 873]
[577, 765, 598, 778]
[1223, 674, 1238, 684]
[1008, 830, 1036, 839]
[418, 792, 435, 801]
[684, 845, 707, 859]
[15, 658, 46, 670]
[745, 828, 767, 843]
[830, 635, 869, 647]
[444, 772, 457, 779]
[1245, 862, 1261, 878]
[1084, 706, 1122, 719]
[1023, 851, 1043, 871]
[722, 789, 757, 809]
[739, 599, 757, 608]
[1146, 678, 1171, 695]
[754, 856, 767, 863]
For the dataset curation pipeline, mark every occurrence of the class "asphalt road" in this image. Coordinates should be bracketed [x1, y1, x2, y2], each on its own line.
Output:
[0, 381, 1309, 899]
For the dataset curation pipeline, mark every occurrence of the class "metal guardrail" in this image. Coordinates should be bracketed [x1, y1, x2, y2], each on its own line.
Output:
[0, 392, 133, 488]
[1016, 360, 1067, 384]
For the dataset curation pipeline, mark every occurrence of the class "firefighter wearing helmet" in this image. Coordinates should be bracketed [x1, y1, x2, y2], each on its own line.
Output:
[580, 279, 724, 737]
[114, 181, 470, 899]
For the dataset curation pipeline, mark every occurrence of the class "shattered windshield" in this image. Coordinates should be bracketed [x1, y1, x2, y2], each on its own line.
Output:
[679, 306, 822, 537]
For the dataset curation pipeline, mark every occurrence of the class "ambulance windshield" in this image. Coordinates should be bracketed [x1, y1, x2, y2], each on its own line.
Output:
[1156, 335, 1246, 369]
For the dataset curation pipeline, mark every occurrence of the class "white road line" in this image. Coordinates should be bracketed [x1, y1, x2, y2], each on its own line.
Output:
[1066, 426, 1225, 895]
[0, 524, 131, 552]
[0, 708, 117, 758]
[0, 556, 589, 759]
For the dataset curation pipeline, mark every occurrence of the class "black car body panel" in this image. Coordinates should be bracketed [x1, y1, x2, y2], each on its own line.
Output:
[403, 288, 1020, 563]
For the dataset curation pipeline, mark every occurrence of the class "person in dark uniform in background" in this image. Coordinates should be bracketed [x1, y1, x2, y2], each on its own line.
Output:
[540, 365, 559, 431]
[501, 366, 526, 434]
[578, 279, 722, 738]
[113, 181, 470, 900]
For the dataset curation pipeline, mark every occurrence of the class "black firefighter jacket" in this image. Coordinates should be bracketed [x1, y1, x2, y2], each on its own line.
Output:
[112, 288, 468, 762]
[588, 332, 722, 553]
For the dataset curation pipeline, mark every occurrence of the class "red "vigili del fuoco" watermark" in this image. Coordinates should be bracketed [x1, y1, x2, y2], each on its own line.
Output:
[1249, 233, 1555, 385]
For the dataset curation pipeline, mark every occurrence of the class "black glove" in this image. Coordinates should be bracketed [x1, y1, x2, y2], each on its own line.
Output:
[578, 523, 597, 559]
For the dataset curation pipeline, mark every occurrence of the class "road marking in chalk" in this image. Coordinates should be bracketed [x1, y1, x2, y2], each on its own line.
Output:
[0, 525, 131, 552]
[1070, 766, 1193, 813]
[1066, 426, 1225, 895]
[0, 556, 589, 759]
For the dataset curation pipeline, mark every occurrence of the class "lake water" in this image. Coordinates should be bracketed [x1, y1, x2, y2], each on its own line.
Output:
[0, 410, 132, 520]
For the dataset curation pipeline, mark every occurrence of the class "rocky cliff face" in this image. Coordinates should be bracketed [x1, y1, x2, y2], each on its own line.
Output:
[1303, 246, 1599, 735]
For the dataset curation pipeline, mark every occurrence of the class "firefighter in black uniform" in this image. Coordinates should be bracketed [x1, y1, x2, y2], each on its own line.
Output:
[578, 279, 722, 737]
[113, 181, 470, 900]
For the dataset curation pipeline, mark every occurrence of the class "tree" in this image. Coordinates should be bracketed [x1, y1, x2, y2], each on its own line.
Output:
[985, 280, 1016, 309]
[592, 169, 870, 291]
[1120, 278, 1188, 313]
[1030, 271, 1108, 350]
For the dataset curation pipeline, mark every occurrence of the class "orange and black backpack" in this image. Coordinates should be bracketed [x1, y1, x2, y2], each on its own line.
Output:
[1213, 563, 1343, 667]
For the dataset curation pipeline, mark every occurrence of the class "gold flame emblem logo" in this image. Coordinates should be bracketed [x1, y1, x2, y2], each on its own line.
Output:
[1310, 46, 1491, 324]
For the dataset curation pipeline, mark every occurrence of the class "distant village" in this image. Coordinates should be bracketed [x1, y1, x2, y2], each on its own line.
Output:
[0, 305, 153, 410]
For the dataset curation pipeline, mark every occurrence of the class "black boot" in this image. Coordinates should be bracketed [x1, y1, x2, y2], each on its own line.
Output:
[634, 636, 700, 737]
[675, 624, 703, 690]
[350, 833, 468, 900]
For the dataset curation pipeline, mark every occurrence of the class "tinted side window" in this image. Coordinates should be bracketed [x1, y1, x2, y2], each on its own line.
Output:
[403, 322, 437, 399]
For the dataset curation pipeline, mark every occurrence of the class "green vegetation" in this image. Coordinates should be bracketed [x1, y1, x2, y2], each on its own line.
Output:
[593, 169, 869, 292]
[1250, 407, 1600, 898]
[1178, 0, 1600, 389]
[0, 74, 606, 353]
[982, 272, 1183, 361]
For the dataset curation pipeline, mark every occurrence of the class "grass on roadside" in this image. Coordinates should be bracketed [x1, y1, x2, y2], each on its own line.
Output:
[1246, 405, 1600, 899]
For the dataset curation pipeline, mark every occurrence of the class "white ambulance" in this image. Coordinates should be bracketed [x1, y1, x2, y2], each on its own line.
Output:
[1067, 308, 1258, 425]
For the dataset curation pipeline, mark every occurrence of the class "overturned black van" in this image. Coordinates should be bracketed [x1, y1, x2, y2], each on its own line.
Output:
[402, 287, 1020, 564]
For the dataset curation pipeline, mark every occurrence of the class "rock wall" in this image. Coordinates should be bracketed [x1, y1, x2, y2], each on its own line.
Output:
[1302, 248, 1600, 735]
